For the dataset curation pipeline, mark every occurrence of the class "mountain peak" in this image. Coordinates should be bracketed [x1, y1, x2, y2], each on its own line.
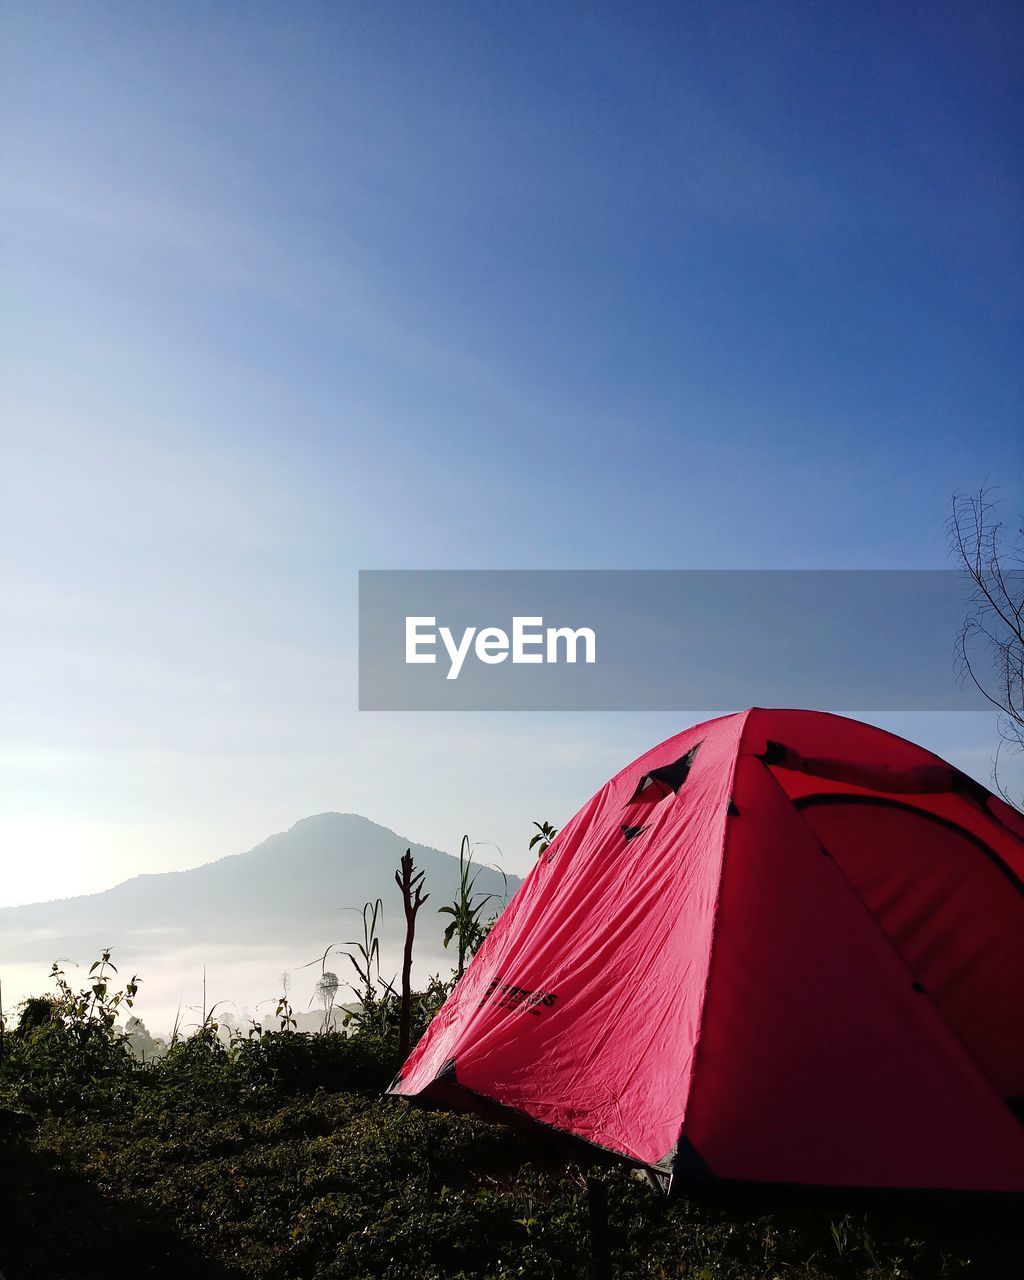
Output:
[1, 815, 521, 968]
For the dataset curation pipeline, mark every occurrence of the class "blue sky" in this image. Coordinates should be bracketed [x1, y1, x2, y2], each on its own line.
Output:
[1, 2, 1022, 906]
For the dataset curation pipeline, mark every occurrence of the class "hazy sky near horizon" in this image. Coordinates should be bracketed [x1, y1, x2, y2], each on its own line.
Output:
[2, 2, 1022, 907]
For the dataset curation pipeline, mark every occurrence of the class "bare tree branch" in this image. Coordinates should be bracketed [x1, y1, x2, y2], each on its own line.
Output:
[949, 488, 1024, 809]
[395, 848, 428, 1064]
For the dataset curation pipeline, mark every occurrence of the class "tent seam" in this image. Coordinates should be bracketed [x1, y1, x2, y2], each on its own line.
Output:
[669, 708, 755, 1172]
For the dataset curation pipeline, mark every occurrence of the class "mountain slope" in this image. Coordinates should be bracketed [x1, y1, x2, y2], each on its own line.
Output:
[1, 814, 521, 966]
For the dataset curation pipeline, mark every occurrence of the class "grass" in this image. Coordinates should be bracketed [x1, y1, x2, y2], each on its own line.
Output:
[1, 1021, 1020, 1279]
[1, 946, 1020, 1279]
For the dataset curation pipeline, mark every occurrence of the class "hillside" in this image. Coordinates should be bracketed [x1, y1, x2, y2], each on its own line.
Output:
[0, 814, 520, 1027]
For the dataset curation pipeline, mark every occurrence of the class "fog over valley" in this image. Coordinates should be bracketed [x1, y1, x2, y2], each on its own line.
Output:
[0, 814, 520, 1037]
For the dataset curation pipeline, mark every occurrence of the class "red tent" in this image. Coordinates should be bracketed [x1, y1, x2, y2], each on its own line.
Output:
[391, 710, 1024, 1192]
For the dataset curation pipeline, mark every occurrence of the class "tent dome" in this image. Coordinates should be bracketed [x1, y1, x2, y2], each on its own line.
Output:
[391, 710, 1024, 1192]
